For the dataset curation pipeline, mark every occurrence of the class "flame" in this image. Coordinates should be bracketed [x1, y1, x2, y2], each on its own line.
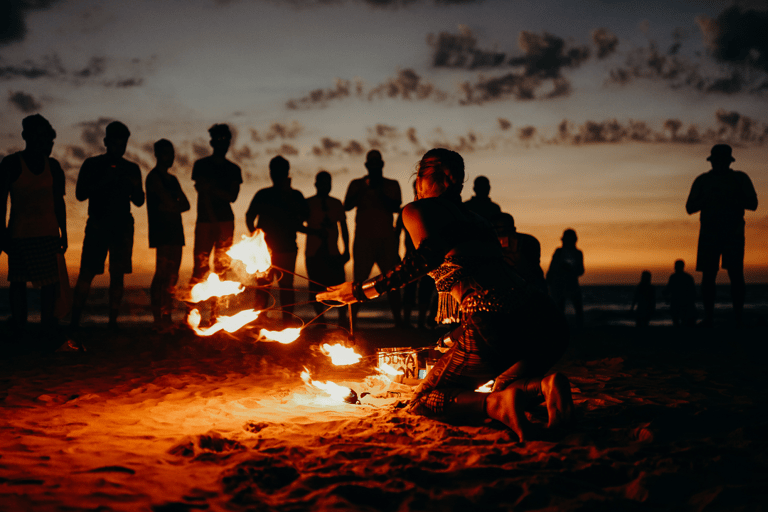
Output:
[377, 362, 404, 376]
[321, 343, 362, 366]
[188, 273, 244, 303]
[228, 230, 271, 275]
[301, 368, 353, 403]
[186, 308, 261, 336]
[475, 380, 494, 393]
[259, 328, 301, 344]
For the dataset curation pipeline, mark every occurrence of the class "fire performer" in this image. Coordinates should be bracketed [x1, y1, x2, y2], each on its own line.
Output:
[318, 148, 573, 441]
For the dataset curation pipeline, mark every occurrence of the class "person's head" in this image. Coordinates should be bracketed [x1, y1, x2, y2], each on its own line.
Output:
[153, 139, 175, 169]
[561, 228, 577, 246]
[104, 121, 130, 158]
[315, 170, 331, 195]
[269, 155, 290, 186]
[208, 124, 232, 156]
[674, 259, 685, 273]
[415, 148, 465, 200]
[364, 150, 384, 179]
[473, 176, 491, 198]
[641, 270, 651, 284]
[491, 212, 515, 235]
[707, 143, 734, 171]
[21, 114, 56, 157]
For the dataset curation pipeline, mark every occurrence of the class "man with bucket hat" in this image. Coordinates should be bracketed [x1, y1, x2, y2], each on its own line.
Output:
[686, 144, 758, 326]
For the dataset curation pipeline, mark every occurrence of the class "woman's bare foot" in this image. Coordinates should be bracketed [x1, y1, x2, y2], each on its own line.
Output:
[485, 388, 532, 442]
[541, 373, 574, 428]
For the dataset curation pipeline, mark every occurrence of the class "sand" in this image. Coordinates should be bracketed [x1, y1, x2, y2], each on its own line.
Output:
[1, 312, 768, 511]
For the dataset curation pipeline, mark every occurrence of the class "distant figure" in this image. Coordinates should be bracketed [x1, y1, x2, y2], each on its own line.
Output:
[344, 150, 403, 328]
[491, 212, 546, 293]
[70, 121, 144, 330]
[464, 176, 502, 222]
[663, 259, 697, 327]
[0, 114, 67, 337]
[190, 124, 242, 284]
[146, 139, 190, 330]
[630, 270, 656, 328]
[304, 171, 349, 327]
[547, 228, 585, 327]
[686, 144, 758, 326]
[245, 155, 308, 319]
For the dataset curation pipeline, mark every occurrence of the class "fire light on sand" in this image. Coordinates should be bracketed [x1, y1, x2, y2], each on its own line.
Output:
[227, 229, 271, 275]
[187, 308, 261, 336]
[258, 328, 302, 344]
[301, 368, 357, 404]
[188, 273, 244, 303]
[321, 343, 362, 366]
[476, 380, 494, 393]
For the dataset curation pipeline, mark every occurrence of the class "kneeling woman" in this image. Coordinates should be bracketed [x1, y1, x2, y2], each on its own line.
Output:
[317, 148, 573, 441]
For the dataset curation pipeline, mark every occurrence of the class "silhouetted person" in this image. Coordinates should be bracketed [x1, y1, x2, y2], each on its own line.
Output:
[70, 121, 144, 330]
[630, 270, 656, 328]
[547, 228, 584, 327]
[491, 212, 546, 293]
[344, 150, 403, 328]
[464, 175, 501, 222]
[0, 114, 67, 338]
[245, 155, 308, 319]
[686, 144, 758, 326]
[191, 124, 242, 284]
[663, 259, 696, 327]
[146, 139, 190, 330]
[304, 171, 349, 327]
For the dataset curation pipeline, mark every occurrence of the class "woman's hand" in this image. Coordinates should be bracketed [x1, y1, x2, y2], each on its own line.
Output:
[316, 282, 357, 305]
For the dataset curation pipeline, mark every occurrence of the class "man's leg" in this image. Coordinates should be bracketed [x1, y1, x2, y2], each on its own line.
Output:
[40, 282, 57, 329]
[377, 237, 404, 328]
[701, 270, 717, 325]
[192, 223, 215, 283]
[351, 237, 376, 329]
[70, 270, 96, 328]
[211, 221, 234, 278]
[9, 281, 28, 333]
[150, 249, 163, 324]
[108, 272, 125, 328]
[306, 256, 326, 319]
[273, 251, 297, 318]
[165, 246, 182, 323]
[727, 266, 745, 325]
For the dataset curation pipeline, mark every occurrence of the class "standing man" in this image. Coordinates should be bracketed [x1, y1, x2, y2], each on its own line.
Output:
[146, 139, 190, 330]
[245, 155, 308, 319]
[305, 171, 349, 327]
[191, 124, 242, 284]
[686, 144, 758, 326]
[1, 114, 67, 339]
[491, 212, 546, 293]
[546, 228, 585, 327]
[70, 121, 144, 330]
[344, 150, 403, 328]
[464, 176, 501, 222]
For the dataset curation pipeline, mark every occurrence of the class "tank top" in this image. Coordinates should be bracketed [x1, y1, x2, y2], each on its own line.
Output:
[9, 156, 60, 239]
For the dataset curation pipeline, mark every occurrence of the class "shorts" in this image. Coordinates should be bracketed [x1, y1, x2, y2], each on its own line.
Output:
[352, 234, 400, 282]
[80, 217, 135, 275]
[696, 232, 744, 273]
[7, 236, 60, 286]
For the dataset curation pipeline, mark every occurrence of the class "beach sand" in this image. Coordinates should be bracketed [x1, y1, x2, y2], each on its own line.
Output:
[1, 309, 767, 511]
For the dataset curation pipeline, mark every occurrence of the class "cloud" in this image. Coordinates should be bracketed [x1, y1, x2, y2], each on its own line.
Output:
[367, 68, 448, 102]
[0, 53, 150, 88]
[251, 121, 303, 142]
[75, 117, 115, 152]
[498, 118, 511, 131]
[312, 137, 343, 157]
[266, 143, 300, 156]
[8, 90, 41, 113]
[697, 5, 768, 73]
[286, 78, 362, 110]
[591, 28, 619, 59]
[0, 0, 64, 46]
[0, 54, 66, 80]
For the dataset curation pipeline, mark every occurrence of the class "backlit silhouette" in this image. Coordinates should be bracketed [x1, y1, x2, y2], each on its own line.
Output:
[630, 270, 655, 328]
[663, 259, 696, 327]
[464, 175, 502, 222]
[546, 228, 585, 327]
[491, 212, 546, 293]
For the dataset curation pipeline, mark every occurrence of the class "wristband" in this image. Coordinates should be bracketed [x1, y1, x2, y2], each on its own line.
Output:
[352, 282, 367, 302]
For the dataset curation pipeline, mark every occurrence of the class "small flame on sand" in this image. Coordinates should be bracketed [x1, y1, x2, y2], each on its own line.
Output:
[321, 343, 362, 366]
[301, 368, 353, 403]
[187, 308, 261, 336]
[377, 362, 404, 376]
[475, 380, 494, 393]
[259, 328, 301, 344]
[188, 273, 244, 303]
[228, 230, 271, 275]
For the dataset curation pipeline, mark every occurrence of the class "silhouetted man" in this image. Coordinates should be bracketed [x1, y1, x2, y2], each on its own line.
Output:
[547, 228, 585, 327]
[491, 213, 546, 293]
[1, 114, 67, 338]
[630, 270, 656, 329]
[344, 150, 403, 328]
[663, 259, 696, 327]
[686, 144, 758, 326]
[305, 171, 349, 326]
[464, 176, 501, 222]
[71, 121, 144, 330]
[245, 155, 308, 318]
[146, 139, 190, 330]
[191, 124, 242, 284]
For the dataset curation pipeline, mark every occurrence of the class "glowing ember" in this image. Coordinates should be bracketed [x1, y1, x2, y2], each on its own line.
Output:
[188, 273, 244, 303]
[475, 380, 494, 393]
[187, 308, 261, 336]
[301, 368, 355, 403]
[259, 328, 301, 344]
[321, 343, 362, 366]
[376, 362, 404, 376]
[228, 229, 271, 275]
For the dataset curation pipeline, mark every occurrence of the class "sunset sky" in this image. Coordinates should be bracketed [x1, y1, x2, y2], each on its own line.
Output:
[1, 0, 766, 286]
